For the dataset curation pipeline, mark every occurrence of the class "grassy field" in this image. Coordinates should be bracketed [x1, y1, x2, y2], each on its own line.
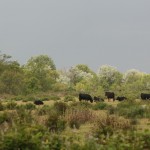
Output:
[0, 95, 150, 149]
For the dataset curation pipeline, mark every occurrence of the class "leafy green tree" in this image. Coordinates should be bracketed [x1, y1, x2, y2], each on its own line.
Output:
[0, 52, 25, 95]
[24, 55, 57, 92]
[76, 64, 95, 74]
[0, 52, 12, 74]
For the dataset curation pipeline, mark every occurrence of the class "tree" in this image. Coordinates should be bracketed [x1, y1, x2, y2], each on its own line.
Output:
[0, 54, 25, 95]
[76, 64, 94, 74]
[123, 69, 143, 83]
[97, 65, 122, 90]
[0, 52, 12, 74]
[24, 55, 57, 92]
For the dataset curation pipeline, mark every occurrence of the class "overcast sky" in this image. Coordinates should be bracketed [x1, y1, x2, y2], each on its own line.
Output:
[0, 0, 150, 73]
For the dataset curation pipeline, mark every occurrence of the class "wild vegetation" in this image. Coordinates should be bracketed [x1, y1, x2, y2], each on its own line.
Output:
[0, 52, 150, 149]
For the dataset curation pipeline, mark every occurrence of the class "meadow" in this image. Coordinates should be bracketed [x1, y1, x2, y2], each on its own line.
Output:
[0, 92, 150, 150]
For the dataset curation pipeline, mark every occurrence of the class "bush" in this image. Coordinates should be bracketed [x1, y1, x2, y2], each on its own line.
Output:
[41, 97, 49, 101]
[68, 118, 81, 129]
[93, 102, 108, 110]
[23, 96, 35, 102]
[93, 114, 131, 139]
[107, 105, 116, 114]
[45, 110, 66, 132]
[37, 105, 51, 116]
[11, 95, 24, 101]
[114, 101, 150, 118]
[6, 101, 17, 110]
[16, 108, 33, 124]
[0, 102, 5, 111]
[54, 102, 68, 115]
[24, 103, 36, 110]
[94, 130, 150, 149]
[48, 134, 66, 150]
[16, 103, 36, 110]
[70, 101, 92, 109]
[0, 126, 43, 150]
[66, 107, 94, 129]
[63, 95, 76, 102]
[0, 112, 12, 124]
[49, 95, 61, 101]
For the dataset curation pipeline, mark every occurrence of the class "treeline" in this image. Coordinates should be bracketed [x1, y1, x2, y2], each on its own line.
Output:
[0, 52, 150, 98]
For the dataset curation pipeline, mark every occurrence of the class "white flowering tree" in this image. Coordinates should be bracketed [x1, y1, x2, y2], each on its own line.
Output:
[57, 64, 95, 92]
[141, 74, 150, 91]
[123, 69, 143, 83]
[97, 65, 122, 90]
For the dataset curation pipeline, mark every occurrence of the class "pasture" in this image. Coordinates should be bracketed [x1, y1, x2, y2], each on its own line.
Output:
[0, 93, 150, 150]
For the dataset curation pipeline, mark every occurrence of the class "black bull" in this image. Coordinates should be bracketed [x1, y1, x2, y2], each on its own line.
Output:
[105, 92, 115, 101]
[34, 100, 44, 105]
[141, 93, 150, 100]
[93, 96, 104, 102]
[116, 96, 127, 101]
[79, 93, 93, 103]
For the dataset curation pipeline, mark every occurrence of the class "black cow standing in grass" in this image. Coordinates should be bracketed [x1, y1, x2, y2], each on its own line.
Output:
[79, 93, 93, 103]
[116, 96, 127, 101]
[93, 96, 104, 102]
[34, 100, 44, 105]
[105, 92, 115, 102]
[141, 93, 150, 100]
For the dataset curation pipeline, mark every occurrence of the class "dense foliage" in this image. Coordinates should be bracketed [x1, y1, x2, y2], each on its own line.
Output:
[0, 52, 150, 99]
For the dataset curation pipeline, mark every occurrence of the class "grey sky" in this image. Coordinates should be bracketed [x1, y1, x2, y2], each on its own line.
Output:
[0, 0, 150, 73]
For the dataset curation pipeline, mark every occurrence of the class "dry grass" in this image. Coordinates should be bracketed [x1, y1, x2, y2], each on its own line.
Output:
[137, 118, 150, 131]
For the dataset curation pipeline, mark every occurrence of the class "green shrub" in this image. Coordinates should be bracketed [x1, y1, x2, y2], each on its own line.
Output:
[49, 95, 61, 101]
[6, 101, 17, 110]
[11, 95, 24, 101]
[24, 103, 36, 110]
[93, 102, 108, 110]
[0, 126, 43, 150]
[16, 103, 36, 110]
[16, 108, 33, 124]
[107, 105, 116, 114]
[63, 95, 76, 102]
[41, 97, 49, 101]
[48, 134, 66, 150]
[23, 96, 35, 102]
[0, 112, 11, 124]
[0, 102, 5, 111]
[54, 102, 68, 115]
[70, 101, 92, 109]
[45, 111, 66, 132]
[37, 105, 51, 116]
[114, 101, 149, 118]
[94, 130, 150, 149]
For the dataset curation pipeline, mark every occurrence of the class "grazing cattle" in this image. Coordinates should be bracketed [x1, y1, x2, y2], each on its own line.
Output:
[79, 93, 93, 103]
[93, 96, 104, 102]
[116, 96, 127, 101]
[141, 93, 150, 100]
[105, 92, 115, 101]
[34, 100, 44, 105]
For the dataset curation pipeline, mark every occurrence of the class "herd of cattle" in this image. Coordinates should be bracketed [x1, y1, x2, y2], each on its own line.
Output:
[79, 92, 150, 103]
[33, 92, 150, 105]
